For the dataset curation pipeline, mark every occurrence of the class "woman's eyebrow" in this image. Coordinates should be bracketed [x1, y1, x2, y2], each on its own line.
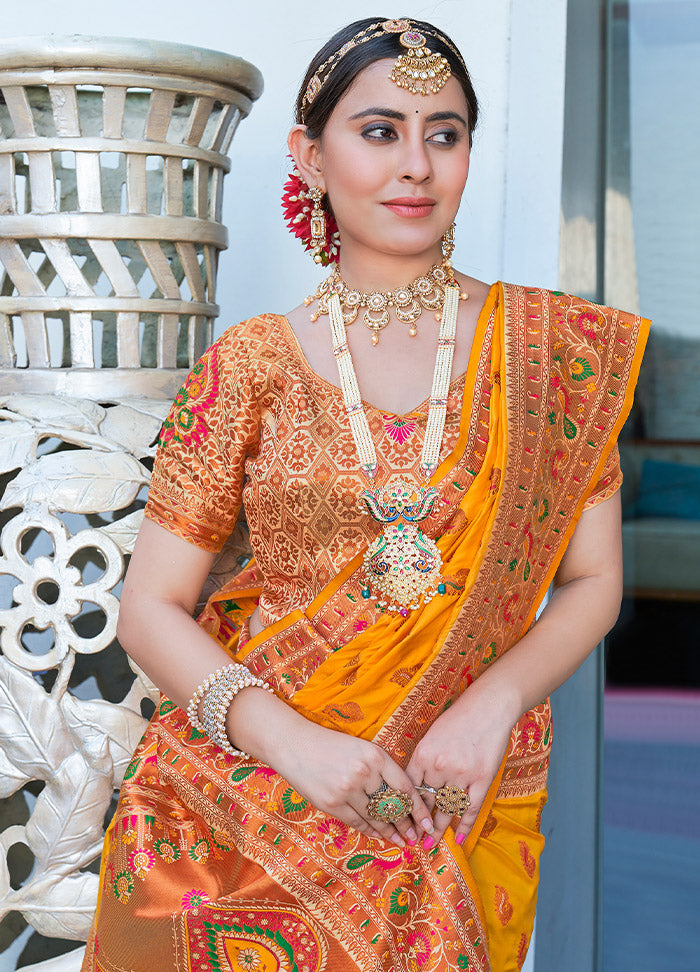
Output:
[348, 107, 467, 127]
[426, 110, 468, 127]
[349, 107, 405, 121]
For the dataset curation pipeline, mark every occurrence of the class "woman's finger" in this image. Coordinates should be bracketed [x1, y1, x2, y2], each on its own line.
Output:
[417, 779, 480, 849]
[340, 806, 388, 840]
[453, 780, 489, 845]
[423, 808, 454, 848]
[349, 798, 407, 847]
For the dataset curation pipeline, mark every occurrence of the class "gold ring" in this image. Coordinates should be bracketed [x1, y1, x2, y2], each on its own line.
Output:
[434, 784, 470, 816]
[366, 782, 413, 823]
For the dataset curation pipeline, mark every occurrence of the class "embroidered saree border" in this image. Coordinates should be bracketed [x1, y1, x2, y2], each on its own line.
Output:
[377, 285, 650, 797]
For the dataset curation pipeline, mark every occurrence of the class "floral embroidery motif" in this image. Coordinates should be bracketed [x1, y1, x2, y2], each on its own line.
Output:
[122, 755, 140, 782]
[389, 885, 410, 915]
[154, 837, 180, 863]
[281, 787, 308, 814]
[189, 901, 327, 972]
[574, 308, 604, 341]
[113, 870, 134, 903]
[159, 344, 219, 449]
[517, 932, 530, 969]
[405, 930, 431, 966]
[210, 827, 234, 851]
[128, 848, 155, 880]
[236, 948, 262, 970]
[518, 841, 536, 879]
[181, 888, 210, 911]
[494, 885, 514, 926]
[481, 813, 498, 839]
[317, 817, 349, 850]
[570, 356, 594, 382]
[321, 700, 364, 723]
[383, 413, 418, 444]
[188, 836, 211, 863]
[389, 663, 422, 686]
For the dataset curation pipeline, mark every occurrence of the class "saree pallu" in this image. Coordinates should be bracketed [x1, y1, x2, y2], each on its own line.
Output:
[83, 285, 649, 972]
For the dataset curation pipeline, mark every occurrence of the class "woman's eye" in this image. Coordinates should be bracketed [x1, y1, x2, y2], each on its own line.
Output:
[361, 125, 396, 141]
[429, 130, 460, 145]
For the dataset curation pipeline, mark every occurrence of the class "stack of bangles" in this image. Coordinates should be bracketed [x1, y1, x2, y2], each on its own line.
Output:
[186, 662, 274, 758]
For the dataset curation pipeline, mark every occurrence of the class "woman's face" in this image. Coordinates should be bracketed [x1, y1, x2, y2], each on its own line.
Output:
[314, 58, 471, 261]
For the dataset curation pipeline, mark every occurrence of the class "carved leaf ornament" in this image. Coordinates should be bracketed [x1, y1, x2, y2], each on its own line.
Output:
[0, 394, 167, 953]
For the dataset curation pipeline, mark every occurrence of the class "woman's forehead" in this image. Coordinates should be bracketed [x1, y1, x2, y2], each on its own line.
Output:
[335, 60, 469, 119]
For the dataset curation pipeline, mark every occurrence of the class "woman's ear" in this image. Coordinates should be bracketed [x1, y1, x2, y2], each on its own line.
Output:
[288, 125, 325, 192]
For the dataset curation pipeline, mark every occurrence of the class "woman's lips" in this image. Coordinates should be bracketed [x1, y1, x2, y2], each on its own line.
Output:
[382, 197, 436, 218]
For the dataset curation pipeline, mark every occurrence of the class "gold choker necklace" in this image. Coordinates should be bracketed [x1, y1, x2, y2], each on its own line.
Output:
[305, 261, 468, 345]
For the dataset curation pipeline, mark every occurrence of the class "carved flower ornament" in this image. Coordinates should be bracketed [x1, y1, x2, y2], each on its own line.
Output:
[0, 508, 123, 671]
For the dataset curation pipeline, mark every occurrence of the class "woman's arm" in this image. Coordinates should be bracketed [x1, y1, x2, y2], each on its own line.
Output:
[405, 489, 623, 846]
[118, 518, 433, 845]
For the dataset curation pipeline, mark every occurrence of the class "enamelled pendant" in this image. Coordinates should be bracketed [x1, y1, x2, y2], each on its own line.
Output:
[360, 479, 447, 615]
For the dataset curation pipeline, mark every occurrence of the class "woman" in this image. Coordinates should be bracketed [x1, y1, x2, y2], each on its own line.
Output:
[83, 17, 648, 972]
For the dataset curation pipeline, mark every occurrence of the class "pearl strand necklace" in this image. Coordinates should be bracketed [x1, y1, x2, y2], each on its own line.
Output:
[328, 280, 460, 480]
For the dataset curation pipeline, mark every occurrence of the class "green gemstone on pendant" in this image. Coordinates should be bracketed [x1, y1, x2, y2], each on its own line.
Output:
[361, 587, 372, 599]
[437, 583, 447, 595]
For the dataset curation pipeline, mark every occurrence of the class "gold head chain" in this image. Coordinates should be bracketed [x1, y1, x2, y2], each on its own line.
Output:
[301, 18, 467, 120]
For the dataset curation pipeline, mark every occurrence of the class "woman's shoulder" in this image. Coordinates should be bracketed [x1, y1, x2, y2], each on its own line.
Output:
[212, 313, 298, 372]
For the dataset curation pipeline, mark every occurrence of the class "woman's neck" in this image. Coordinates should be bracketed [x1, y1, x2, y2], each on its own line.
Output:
[336, 243, 445, 293]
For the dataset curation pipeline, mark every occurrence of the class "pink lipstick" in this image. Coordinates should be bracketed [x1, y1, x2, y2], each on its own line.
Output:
[382, 196, 436, 218]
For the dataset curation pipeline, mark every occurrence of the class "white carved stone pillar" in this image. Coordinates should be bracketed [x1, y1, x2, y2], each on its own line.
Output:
[0, 36, 262, 970]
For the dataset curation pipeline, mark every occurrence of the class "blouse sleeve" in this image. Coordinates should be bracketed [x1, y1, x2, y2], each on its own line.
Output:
[144, 328, 259, 552]
[583, 442, 623, 511]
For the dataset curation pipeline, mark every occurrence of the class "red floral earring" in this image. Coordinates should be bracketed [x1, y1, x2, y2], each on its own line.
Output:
[281, 157, 340, 265]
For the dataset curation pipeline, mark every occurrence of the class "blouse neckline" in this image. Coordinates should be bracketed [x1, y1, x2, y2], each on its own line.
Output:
[268, 312, 468, 419]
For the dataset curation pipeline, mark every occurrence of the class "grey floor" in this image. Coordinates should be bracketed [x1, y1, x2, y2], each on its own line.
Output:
[603, 693, 700, 970]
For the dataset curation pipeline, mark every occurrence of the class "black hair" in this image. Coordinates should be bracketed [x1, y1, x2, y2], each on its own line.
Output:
[296, 17, 478, 145]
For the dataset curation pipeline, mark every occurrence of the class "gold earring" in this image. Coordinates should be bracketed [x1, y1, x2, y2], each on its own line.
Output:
[441, 222, 456, 262]
[308, 187, 327, 264]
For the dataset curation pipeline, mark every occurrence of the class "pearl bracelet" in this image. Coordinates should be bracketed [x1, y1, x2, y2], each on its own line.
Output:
[186, 663, 273, 758]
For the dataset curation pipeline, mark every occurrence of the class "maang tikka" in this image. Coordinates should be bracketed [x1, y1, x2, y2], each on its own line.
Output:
[384, 22, 452, 97]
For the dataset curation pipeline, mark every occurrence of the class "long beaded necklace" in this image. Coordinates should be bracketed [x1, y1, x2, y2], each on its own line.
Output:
[328, 274, 465, 615]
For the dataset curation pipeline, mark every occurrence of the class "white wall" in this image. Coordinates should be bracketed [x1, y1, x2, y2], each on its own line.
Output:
[3, 0, 568, 338]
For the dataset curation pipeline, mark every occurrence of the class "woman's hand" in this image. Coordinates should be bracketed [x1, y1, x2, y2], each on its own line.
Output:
[270, 713, 434, 848]
[405, 679, 518, 849]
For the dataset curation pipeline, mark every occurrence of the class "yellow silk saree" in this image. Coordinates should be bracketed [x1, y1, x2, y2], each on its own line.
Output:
[83, 284, 648, 972]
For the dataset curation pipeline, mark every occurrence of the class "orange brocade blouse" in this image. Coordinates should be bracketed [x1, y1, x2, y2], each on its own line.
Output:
[144, 306, 621, 626]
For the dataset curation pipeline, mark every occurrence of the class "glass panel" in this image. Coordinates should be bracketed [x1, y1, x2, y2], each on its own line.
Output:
[604, 2, 700, 968]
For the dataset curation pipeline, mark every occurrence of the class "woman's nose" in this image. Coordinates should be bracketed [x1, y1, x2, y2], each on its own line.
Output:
[399, 135, 432, 182]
